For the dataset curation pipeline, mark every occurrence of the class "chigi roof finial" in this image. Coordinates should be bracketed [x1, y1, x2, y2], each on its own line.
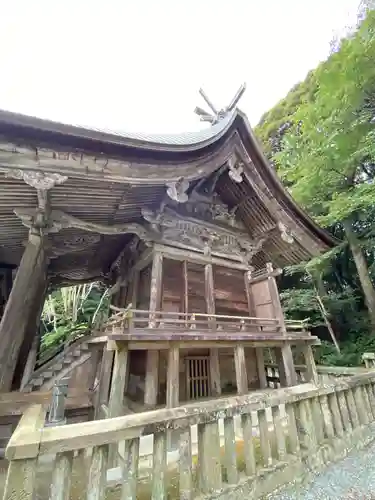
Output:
[194, 83, 246, 125]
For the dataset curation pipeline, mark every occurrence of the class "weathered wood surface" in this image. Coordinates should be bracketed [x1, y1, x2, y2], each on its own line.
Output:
[144, 252, 163, 407]
[90, 332, 317, 349]
[0, 390, 92, 416]
[0, 235, 47, 392]
[4, 369, 375, 499]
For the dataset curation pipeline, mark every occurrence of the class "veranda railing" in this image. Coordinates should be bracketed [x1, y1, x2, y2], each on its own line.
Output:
[3, 371, 375, 499]
[105, 307, 310, 336]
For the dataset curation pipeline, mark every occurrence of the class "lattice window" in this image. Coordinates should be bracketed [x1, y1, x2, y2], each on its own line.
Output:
[186, 356, 211, 400]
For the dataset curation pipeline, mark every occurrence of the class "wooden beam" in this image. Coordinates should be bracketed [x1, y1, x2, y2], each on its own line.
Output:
[15, 208, 150, 241]
[0, 138, 233, 185]
[144, 252, 163, 407]
[205, 263, 221, 397]
[0, 234, 48, 392]
[153, 243, 252, 271]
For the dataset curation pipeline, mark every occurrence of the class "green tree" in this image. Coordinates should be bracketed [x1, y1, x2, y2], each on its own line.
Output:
[275, 10, 375, 326]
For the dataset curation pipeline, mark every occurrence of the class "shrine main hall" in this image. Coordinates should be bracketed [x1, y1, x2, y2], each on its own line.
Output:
[0, 88, 334, 413]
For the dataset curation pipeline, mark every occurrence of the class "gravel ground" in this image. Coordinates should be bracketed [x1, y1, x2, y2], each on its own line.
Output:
[268, 441, 375, 500]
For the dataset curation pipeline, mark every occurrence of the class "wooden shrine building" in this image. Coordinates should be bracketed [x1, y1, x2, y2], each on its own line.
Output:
[0, 91, 335, 417]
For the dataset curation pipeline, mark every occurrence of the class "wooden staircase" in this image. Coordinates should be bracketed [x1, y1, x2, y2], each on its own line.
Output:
[22, 334, 92, 392]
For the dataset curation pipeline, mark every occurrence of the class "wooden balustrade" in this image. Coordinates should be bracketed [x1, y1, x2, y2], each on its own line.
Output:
[4, 371, 375, 499]
[104, 308, 310, 337]
[264, 363, 370, 389]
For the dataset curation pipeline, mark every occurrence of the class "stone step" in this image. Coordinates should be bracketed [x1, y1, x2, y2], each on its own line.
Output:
[32, 377, 44, 386]
[51, 363, 63, 371]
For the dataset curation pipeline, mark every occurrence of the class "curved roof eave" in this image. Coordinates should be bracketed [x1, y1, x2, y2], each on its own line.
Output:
[0, 108, 238, 152]
[234, 109, 337, 250]
[0, 107, 337, 250]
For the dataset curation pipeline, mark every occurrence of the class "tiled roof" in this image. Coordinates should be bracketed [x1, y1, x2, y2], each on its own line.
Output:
[0, 108, 237, 150]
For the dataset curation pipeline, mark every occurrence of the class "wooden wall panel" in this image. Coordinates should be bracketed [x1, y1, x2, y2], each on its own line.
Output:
[251, 280, 274, 319]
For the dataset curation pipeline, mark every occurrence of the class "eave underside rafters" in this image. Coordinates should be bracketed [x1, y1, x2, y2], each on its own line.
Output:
[0, 117, 333, 286]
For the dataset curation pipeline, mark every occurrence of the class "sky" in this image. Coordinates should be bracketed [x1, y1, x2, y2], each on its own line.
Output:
[0, 0, 361, 134]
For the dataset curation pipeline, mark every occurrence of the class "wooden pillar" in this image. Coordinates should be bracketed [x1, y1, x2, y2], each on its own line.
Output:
[205, 263, 221, 397]
[234, 344, 248, 394]
[302, 344, 318, 384]
[94, 345, 114, 419]
[244, 270, 256, 318]
[166, 344, 180, 408]
[14, 276, 48, 391]
[266, 263, 286, 333]
[181, 261, 188, 326]
[0, 234, 48, 392]
[108, 342, 129, 418]
[144, 252, 163, 407]
[275, 343, 297, 387]
[255, 347, 268, 389]
[19, 334, 40, 391]
[87, 346, 103, 392]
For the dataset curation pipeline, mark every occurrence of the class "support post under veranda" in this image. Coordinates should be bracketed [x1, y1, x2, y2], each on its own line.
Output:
[205, 263, 221, 396]
[144, 251, 163, 407]
[267, 263, 297, 387]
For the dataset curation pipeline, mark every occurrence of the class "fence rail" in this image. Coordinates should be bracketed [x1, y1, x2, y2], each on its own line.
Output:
[4, 370, 375, 499]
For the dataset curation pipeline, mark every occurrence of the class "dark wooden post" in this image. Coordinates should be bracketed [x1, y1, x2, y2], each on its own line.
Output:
[204, 263, 221, 397]
[94, 344, 114, 419]
[0, 233, 48, 392]
[275, 344, 297, 387]
[16, 277, 48, 391]
[20, 334, 40, 391]
[255, 347, 268, 389]
[144, 252, 163, 407]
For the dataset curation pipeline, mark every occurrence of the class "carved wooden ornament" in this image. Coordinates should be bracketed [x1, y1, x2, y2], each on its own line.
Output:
[228, 156, 244, 183]
[277, 222, 294, 244]
[4, 169, 68, 189]
[142, 206, 265, 265]
[166, 178, 189, 203]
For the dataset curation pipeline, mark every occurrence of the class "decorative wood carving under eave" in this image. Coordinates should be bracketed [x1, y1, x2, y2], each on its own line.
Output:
[0, 137, 240, 184]
[14, 208, 153, 241]
[141, 207, 266, 266]
[3, 169, 68, 190]
[227, 155, 244, 183]
[48, 234, 101, 258]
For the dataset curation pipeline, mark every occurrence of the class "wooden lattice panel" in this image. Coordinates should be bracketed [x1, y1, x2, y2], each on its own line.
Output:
[186, 356, 211, 400]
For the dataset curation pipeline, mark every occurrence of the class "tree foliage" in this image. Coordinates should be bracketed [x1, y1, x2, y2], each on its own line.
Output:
[255, 7, 375, 363]
[40, 283, 109, 352]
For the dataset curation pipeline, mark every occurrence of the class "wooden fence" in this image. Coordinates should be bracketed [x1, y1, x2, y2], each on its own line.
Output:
[3, 371, 375, 499]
